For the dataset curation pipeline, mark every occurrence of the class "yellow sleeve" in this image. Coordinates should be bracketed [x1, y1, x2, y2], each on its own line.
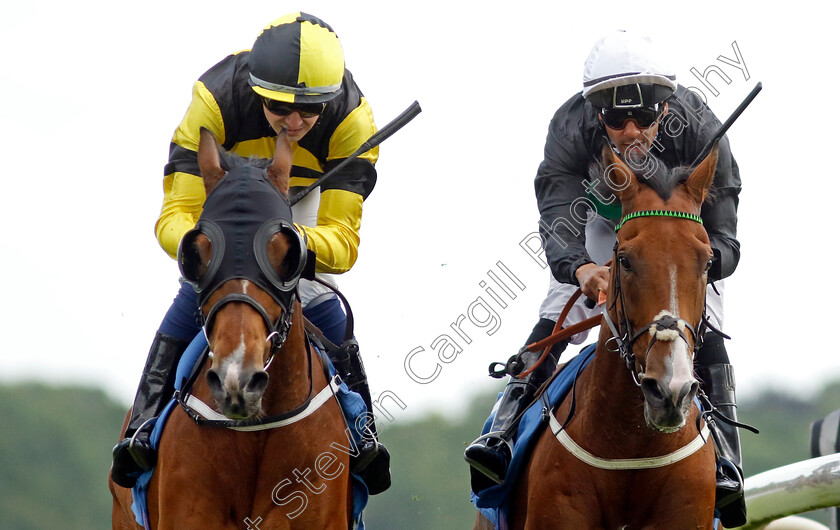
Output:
[154, 81, 224, 258]
[296, 98, 377, 273]
[328, 98, 378, 165]
[297, 189, 364, 274]
[155, 172, 206, 258]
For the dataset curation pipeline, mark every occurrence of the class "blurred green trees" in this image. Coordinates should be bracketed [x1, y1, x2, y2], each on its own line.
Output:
[1, 380, 838, 529]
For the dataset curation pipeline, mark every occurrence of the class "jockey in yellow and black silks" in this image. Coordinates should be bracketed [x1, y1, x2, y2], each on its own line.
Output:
[111, 12, 390, 495]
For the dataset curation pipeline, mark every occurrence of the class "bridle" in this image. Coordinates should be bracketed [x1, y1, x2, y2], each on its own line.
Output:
[202, 290, 295, 371]
[541, 209, 720, 469]
[496, 209, 718, 386]
[601, 209, 709, 386]
[602, 210, 756, 439]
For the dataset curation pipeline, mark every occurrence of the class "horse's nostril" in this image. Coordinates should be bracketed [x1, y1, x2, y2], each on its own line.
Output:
[641, 378, 666, 403]
[207, 369, 222, 394]
[245, 371, 269, 395]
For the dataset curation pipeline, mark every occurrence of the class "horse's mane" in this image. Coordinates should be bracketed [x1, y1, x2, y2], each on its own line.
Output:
[589, 150, 716, 203]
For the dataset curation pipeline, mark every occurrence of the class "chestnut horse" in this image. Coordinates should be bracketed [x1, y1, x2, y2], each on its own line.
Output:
[485, 146, 722, 529]
[109, 130, 353, 529]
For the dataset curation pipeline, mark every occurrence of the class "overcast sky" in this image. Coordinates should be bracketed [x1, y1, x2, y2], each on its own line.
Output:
[2, 1, 837, 426]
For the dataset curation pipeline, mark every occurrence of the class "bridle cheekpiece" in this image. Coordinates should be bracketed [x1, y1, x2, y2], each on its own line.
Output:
[605, 209, 708, 384]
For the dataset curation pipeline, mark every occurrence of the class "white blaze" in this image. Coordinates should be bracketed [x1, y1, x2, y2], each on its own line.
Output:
[645, 264, 694, 404]
[220, 279, 251, 393]
[223, 335, 246, 393]
[669, 265, 678, 314]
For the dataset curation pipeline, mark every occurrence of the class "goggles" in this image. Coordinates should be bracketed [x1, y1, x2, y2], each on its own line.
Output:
[600, 104, 664, 129]
[261, 97, 326, 118]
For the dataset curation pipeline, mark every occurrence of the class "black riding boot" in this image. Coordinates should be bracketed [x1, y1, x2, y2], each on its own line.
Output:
[697, 363, 746, 527]
[111, 332, 189, 488]
[330, 338, 391, 495]
[465, 319, 567, 490]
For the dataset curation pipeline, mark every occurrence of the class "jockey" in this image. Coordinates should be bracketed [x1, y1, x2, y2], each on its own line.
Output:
[464, 30, 746, 526]
[111, 12, 390, 494]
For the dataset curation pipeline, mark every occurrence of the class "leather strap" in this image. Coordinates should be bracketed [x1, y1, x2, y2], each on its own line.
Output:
[181, 375, 341, 432]
[548, 411, 711, 470]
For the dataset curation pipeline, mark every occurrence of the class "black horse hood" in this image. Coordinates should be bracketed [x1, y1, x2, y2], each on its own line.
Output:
[178, 167, 306, 310]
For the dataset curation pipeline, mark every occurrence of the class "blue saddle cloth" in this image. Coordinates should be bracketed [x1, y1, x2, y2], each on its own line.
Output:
[470, 344, 720, 530]
[130, 331, 370, 529]
[470, 345, 595, 529]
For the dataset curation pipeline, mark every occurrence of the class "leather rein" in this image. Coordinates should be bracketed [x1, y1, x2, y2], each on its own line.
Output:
[494, 210, 713, 385]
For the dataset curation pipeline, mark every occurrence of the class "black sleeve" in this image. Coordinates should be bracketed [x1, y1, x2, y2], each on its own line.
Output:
[673, 87, 742, 281]
[703, 134, 741, 281]
[534, 97, 596, 285]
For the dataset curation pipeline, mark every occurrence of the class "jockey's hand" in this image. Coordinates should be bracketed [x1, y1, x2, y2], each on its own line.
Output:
[575, 263, 609, 303]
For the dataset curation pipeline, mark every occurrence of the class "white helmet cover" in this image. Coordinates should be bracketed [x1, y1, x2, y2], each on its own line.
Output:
[582, 30, 676, 104]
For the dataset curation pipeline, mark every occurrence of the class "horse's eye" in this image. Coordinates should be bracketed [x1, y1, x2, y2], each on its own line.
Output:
[618, 255, 632, 272]
[705, 258, 713, 272]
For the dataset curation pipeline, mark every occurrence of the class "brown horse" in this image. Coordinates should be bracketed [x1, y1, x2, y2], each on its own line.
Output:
[110, 130, 353, 529]
[486, 146, 721, 529]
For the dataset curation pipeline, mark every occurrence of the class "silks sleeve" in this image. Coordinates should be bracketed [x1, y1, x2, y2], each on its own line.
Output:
[298, 99, 378, 273]
[155, 81, 226, 259]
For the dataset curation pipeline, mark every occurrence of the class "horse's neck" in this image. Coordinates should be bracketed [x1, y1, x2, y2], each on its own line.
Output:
[573, 327, 657, 443]
[264, 314, 326, 413]
[569, 326, 701, 453]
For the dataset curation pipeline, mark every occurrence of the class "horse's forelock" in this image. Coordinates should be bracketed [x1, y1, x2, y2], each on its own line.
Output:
[591, 153, 715, 204]
[218, 149, 272, 172]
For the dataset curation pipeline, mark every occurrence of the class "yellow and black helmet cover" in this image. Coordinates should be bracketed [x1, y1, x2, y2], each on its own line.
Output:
[248, 12, 345, 104]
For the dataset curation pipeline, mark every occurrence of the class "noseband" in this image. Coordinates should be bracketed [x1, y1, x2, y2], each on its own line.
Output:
[603, 210, 708, 385]
[203, 291, 295, 369]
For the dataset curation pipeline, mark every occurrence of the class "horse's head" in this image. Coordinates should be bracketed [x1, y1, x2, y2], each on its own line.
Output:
[177, 128, 307, 419]
[602, 144, 718, 432]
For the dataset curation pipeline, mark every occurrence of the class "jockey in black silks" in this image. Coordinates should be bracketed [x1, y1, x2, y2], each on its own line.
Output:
[465, 29, 747, 528]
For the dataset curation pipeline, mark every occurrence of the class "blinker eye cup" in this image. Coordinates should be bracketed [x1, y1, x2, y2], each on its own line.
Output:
[176, 221, 225, 292]
[253, 219, 307, 292]
[601, 106, 662, 129]
[261, 98, 325, 118]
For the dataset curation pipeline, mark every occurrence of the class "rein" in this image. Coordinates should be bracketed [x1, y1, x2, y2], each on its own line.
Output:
[515, 289, 602, 380]
[489, 289, 601, 380]
[492, 210, 708, 383]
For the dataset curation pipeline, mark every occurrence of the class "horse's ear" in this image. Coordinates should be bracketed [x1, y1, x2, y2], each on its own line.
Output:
[193, 232, 214, 280]
[197, 128, 226, 196]
[266, 231, 293, 279]
[267, 130, 292, 197]
[601, 144, 639, 210]
[179, 231, 214, 284]
[684, 144, 719, 206]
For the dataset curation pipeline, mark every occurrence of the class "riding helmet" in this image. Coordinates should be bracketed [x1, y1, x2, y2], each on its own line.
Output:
[582, 30, 676, 109]
[248, 12, 345, 104]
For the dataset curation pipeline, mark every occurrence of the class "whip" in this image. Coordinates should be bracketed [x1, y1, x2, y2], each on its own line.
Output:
[289, 101, 422, 205]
